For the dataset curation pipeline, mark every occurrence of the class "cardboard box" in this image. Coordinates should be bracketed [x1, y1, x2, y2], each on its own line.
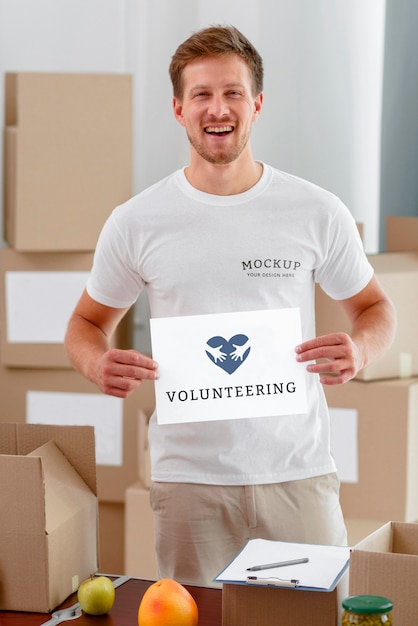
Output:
[98, 501, 125, 575]
[386, 216, 418, 252]
[124, 480, 158, 580]
[220, 538, 349, 626]
[222, 582, 343, 626]
[349, 521, 418, 626]
[316, 251, 418, 380]
[0, 423, 98, 612]
[325, 378, 418, 522]
[4, 72, 132, 251]
[0, 363, 155, 503]
[0, 247, 133, 368]
[94, 382, 154, 503]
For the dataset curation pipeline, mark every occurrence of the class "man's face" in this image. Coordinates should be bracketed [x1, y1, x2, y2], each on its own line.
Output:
[173, 54, 263, 166]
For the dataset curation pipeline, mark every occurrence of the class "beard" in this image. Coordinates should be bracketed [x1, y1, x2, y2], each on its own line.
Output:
[186, 128, 250, 165]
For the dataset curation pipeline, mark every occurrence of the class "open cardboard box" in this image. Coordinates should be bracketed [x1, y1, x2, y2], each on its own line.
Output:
[0, 423, 98, 612]
[349, 521, 418, 626]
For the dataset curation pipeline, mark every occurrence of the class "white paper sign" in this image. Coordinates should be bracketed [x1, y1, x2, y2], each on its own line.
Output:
[150, 308, 307, 424]
[26, 390, 124, 466]
[329, 407, 359, 483]
[5, 271, 89, 343]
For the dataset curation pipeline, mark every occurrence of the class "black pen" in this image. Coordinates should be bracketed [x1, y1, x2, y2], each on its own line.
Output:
[246, 557, 309, 572]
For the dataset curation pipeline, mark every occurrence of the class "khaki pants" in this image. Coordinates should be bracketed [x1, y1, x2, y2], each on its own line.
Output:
[150, 473, 347, 587]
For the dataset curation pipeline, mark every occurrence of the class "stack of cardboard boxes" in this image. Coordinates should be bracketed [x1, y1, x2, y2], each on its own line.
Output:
[315, 219, 418, 534]
[1, 72, 155, 575]
[313, 217, 418, 624]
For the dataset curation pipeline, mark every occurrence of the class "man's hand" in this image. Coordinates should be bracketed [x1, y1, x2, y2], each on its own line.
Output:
[296, 275, 396, 386]
[94, 348, 159, 398]
[65, 290, 160, 398]
[295, 332, 363, 386]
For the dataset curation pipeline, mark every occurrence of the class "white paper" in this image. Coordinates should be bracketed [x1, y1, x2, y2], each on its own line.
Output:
[329, 407, 359, 483]
[150, 308, 307, 424]
[5, 271, 89, 343]
[215, 538, 350, 591]
[26, 390, 123, 466]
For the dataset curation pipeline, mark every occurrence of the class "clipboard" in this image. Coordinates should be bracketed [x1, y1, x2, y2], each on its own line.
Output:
[214, 538, 350, 591]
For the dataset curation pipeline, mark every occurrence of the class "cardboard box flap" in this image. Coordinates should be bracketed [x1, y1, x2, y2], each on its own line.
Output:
[27, 440, 96, 534]
[392, 521, 418, 555]
[0, 455, 46, 534]
[0, 423, 97, 495]
[353, 521, 418, 556]
[354, 521, 393, 552]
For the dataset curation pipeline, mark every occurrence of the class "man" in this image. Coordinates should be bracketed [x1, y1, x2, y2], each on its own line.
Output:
[65, 25, 396, 586]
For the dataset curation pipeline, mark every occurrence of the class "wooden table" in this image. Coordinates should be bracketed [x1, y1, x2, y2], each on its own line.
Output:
[0, 577, 222, 626]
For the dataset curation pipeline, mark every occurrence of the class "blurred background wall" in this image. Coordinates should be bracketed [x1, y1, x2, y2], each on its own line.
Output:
[1, 0, 417, 344]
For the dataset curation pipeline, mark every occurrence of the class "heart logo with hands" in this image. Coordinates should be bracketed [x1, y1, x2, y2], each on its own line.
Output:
[205, 334, 251, 374]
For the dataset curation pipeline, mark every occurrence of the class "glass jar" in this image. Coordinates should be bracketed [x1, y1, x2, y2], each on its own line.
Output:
[342, 595, 393, 625]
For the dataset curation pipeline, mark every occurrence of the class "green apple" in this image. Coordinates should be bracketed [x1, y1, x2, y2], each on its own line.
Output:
[77, 575, 115, 615]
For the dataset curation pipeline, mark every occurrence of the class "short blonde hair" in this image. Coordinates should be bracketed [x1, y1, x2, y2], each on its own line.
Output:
[169, 25, 264, 99]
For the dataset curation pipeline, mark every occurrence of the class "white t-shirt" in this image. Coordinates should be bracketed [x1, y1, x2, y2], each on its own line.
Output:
[87, 163, 373, 485]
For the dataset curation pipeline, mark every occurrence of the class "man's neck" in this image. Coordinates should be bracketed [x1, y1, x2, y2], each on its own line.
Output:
[184, 157, 263, 196]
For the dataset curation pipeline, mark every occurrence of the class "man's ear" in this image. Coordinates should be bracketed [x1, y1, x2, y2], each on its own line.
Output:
[173, 97, 185, 126]
[253, 92, 263, 121]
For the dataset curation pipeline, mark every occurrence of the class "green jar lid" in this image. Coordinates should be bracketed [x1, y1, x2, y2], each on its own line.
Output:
[342, 595, 393, 614]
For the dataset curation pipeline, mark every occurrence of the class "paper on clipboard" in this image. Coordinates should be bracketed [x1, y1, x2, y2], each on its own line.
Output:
[215, 538, 350, 591]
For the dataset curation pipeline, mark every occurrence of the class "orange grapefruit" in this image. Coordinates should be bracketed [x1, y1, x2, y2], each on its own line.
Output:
[138, 578, 198, 626]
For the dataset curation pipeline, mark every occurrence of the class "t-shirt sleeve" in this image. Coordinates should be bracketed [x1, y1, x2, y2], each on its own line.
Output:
[314, 200, 374, 300]
[86, 212, 145, 308]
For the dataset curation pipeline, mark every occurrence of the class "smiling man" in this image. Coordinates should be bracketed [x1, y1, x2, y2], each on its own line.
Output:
[173, 53, 263, 184]
[173, 49, 264, 199]
[65, 25, 396, 586]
